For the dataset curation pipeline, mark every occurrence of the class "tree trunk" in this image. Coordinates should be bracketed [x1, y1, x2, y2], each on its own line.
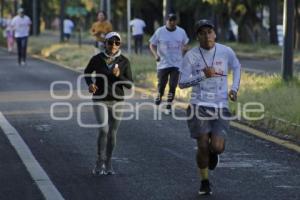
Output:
[295, 0, 300, 49]
[60, 0, 65, 42]
[14, 0, 18, 15]
[217, 2, 230, 41]
[269, 0, 278, 45]
[179, 11, 194, 39]
[22, 0, 41, 35]
[237, 1, 266, 43]
[1, 0, 4, 20]
[163, 0, 173, 20]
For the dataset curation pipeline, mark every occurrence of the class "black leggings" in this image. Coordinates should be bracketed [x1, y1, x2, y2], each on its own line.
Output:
[157, 67, 180, 103]
[16, 37, 28, 64]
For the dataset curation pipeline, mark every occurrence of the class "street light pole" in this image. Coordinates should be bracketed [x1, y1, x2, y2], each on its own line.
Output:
[100, 0, 105, 11]
[107, 0, 111, 21]
[14, 0, 18, 15]
[127, 0, 131, 55]
[282, 0, 294, 81]
[163, 0, 172, 21]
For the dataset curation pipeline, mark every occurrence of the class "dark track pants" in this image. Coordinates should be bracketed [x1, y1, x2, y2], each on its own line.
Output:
[157, 67, 180, 104]
[16, 37, 28, 64]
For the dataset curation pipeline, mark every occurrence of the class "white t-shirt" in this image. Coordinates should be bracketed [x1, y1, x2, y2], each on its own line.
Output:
[129, 18, 146, 36]
[63, 19, 74, 34]
[11, 15, 31, 38]
[149, 26, 189, 70]
[179, 43, 241, 108]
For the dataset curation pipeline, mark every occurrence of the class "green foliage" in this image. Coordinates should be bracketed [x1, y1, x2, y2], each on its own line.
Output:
[174, 0, 203, 11]
[40, 0, 97, 18]
[41, 0, 60, 16]
[66, 7, 87, 17]
[229, 73, 300, 138]
[80, 0, 96, 11]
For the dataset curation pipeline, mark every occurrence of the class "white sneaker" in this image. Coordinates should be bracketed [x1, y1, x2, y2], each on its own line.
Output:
[164, 108, 172, 115]
[21, 61, 26, 66]
[105, 160, 115, 175]
[92, 160, 106, 176]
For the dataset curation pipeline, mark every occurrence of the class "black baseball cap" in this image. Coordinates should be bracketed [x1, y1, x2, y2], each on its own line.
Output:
[167, 13, 177, 21]
[195, 19, 214, 32]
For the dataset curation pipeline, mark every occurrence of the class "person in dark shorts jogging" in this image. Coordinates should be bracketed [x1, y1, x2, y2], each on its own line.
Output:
[179, 19, 241, 195]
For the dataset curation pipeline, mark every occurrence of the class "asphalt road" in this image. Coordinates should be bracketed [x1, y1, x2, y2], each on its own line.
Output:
[0, 50, 299, 200]
[239, 58, 300, 74]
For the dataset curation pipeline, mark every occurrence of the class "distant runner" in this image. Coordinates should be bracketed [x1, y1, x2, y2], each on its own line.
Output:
[11, 8, 31, 66]
[90, 11, 113, 53]
[149, 13, 189, 115]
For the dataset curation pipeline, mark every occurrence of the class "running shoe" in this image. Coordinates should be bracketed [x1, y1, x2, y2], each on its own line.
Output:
[198, 180, 212, 195]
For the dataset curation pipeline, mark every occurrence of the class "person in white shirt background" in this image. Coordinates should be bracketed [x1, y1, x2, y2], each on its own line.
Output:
[129, 16, 146, 54]
[149, 13, 189, 115]
[11, 8, 31, 66]
[63, 16, 74, 42]
[179, 19, 241, 196]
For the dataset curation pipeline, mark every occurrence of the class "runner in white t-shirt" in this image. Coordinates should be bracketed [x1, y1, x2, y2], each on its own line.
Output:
[63, 17, 74, 42]
[11, 8, 31, 66]
[129, 17, 146, 54]
[149, 13, 189, 114]
[179, 19, 241, 196]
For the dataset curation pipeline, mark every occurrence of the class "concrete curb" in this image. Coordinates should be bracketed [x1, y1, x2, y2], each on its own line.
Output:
[230, 122, 300, 153]
[31, 54, 81, 73]
[31, 54, 300, 154]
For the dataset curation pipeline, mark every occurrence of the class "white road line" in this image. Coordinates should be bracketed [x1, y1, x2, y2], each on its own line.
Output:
[164, 147, 254, 168]
[0, 112, 64, 200]
[218, 162, 253, 168]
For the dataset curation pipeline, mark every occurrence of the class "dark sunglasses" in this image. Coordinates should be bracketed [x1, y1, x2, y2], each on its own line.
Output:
[107, 40, 121, 46]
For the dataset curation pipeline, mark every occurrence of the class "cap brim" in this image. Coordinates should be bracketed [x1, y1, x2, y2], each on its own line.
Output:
[105, 32, 121, 41]
[197, 25, 214, 32]
[107, 36, 121, 41]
